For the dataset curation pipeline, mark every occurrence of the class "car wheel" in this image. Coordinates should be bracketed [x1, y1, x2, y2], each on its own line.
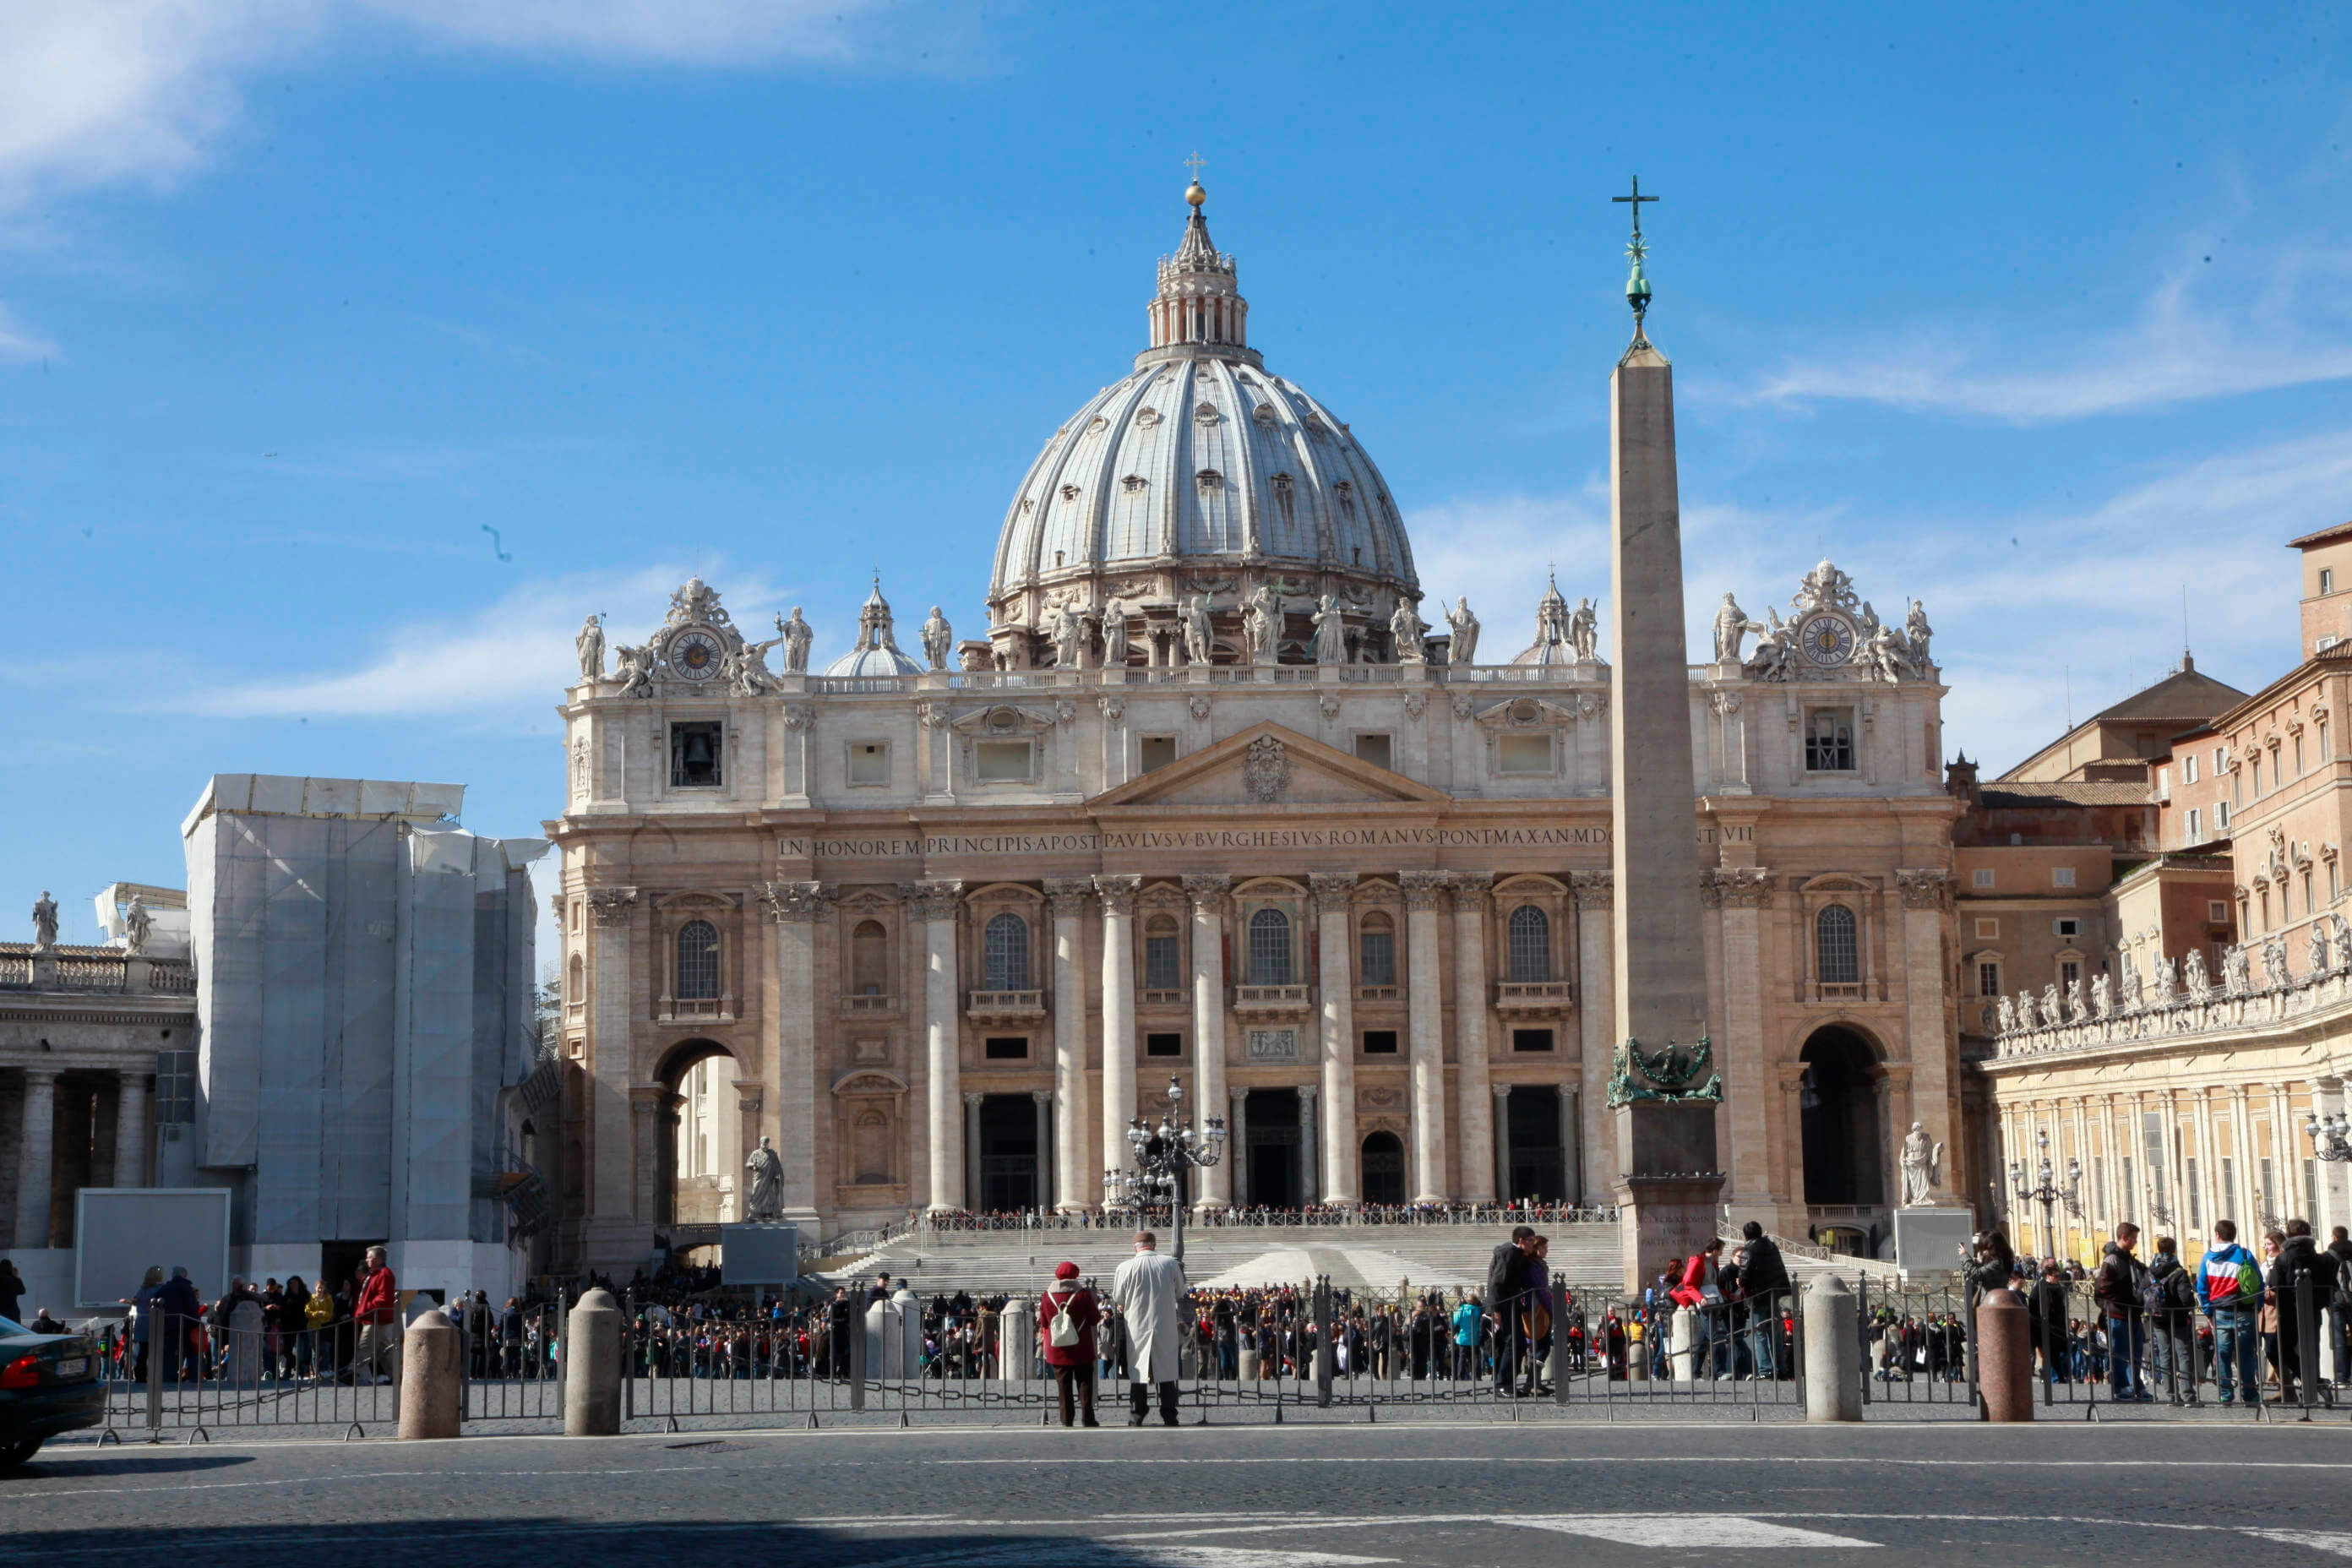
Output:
[0, 1438, 41, 1472]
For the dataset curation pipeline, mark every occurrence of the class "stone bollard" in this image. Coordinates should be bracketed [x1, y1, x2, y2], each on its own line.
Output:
[1628, 1329, 1648, 1382]
[1976, 1288, 2034, 1423]
[397, 1312, 460, 1440]
[998, 1299, 1037, 1382]
[564, 1288, 622, 1436]
[1801, 1275, 1861, 1423]
[1239, 1345, 1260, 1380]
[1669, 1307, 1699, 1382]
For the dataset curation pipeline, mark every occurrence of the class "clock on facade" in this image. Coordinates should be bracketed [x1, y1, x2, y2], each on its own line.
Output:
[668, 629, 724, 679]
[1799, 613, 1857, 667]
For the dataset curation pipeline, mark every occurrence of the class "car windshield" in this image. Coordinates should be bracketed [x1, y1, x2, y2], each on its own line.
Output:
[0, 1315, 25, 1337]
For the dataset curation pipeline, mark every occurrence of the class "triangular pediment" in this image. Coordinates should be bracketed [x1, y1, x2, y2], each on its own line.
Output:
[1092, 721, 1448, 808]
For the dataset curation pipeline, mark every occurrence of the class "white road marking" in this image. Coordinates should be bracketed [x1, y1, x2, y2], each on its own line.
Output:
[1527, 1516, 1879, 1549]
[889, 1547, 1395, 1568]
[2248, 1533, 2352, 1558]
[934, 1455, 2352, 1472]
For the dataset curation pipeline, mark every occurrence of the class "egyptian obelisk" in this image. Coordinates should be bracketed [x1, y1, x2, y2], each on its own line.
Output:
[1605, 180, 1725, 1293]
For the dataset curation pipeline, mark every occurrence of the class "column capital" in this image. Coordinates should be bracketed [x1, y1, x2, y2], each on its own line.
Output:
[587, 885, 640, 927]
[1229, 1087, 1248, 1110]
[628, 1084, 665, 1110]
[1030, 1088, 1054, 1105]
[1701, 867, 1773, 908]
[1044, 877, 1095, 917]
[1094, 874, 1142, 916]
[1297, 1083, 1317, 1105]
[901, 879, 965, 922]
[1182, 873, 1232, 913]
[1449, 871, 1495, 906]
[19, 1064, 58, 1086]
[1492, 1082, 1514, 1103]
[1569, 869, 1613, 910]
[759, 879, 836, 923]
[1307, 872, 1356, 912]
[1895, 868, 1952, 911]
[964, 1092, 986, 1108]
[1398, 869, 1451, 911]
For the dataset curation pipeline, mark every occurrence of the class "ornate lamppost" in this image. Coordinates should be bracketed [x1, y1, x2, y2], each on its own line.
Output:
[1116, 1075, 1227, 1265]
[2306, 1108, 2352, 1164]
[2007, 1127, 2082, 1263]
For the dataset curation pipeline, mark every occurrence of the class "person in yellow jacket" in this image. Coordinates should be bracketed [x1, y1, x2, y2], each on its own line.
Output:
[303, 1275, 336, 1380]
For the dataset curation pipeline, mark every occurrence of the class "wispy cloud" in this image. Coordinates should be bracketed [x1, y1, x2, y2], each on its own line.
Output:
[0, 300, 55, 360]
[1755, 246, 2352, 423]
[0, 2, 949, 215]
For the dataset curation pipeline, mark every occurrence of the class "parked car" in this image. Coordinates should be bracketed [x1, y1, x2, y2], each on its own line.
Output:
[0, 1315, 104, 1470]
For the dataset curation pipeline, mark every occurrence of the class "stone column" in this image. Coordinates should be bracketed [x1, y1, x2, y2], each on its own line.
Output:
[1895, 869, 1957, 1201]
[1228, 1088, 1250, 1207]
[1706, 866, 1777, 1223]
[1184, 874, 1233, 1209]
[759, 880, 832, 1222]
[1031, 1090, 1054, 1211]
[1571, 871, 1615, 1203]
[14, 1069, 57, 1249]
[585, 886, 640, 1249]
[1451, 873, 1497, 1203]
[965, 1092, 985, 1211]
[2191, 1087, 2219, 1239]
[1560, 1087, 1582, 1206]
[1492, 1082, 1515, 1201]
[1400, 870, 1451, 1203]
[1045, 879, 1092, 1212]
[114, 1069, 149, 1189]
[1097, 875, 1142, 1182]
[1309, 874, 1359, 1206]
[630, 1086, 663, 1229]
[908, 879, 966, 1213]
[1298, 1085, 1320, 1204]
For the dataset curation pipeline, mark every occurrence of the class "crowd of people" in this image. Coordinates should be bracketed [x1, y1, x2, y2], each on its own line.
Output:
[907, 1201, 1619, 1234]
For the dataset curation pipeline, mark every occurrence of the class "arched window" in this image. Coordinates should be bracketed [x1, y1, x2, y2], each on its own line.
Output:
[1358, 911, 1396, 988]
[1249, 907, 1293, 985]
[566, 952, 584, 1007]
[1506, 905, 1550, 983]
[1816, 904, 1859, 985]
[983, 912, 1030, 991]
[1144, 915, 1181, 991]
[676, 920, 720, 999]
[852, 920, 888, 996]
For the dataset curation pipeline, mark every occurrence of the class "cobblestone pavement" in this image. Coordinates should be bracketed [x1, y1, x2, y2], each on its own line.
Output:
[8, 1421, 2352, 1565]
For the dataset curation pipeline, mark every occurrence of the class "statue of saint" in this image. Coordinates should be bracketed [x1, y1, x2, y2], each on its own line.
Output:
[612, 644, 656, 699]
[1048, 603, 1086, 668]
[921, 606, 953, 672]
[2311, 920, 2333, 979]
[31, 890, 57, 950]
[779, 608, 814, 673]
[1904, 599, 1933, 666]
[1100, 600, 1129, 668]
[743, 1135, 785, 1222]
[1311, 595, 1348, 665]
[2090, 973, 2112, 1019]
[1996, 994, 2017, 1033]
[1181, 596, 1215, 666]
[2183, 948, 2211, 1003]
[1389, 598, 1426, 663]
[1243, 584, 1279, 664]
[1568, 597, 1599, 662]
[1445, 596, 1480, 667]
[123, 894, 153, 956]
[575, 613, 605, 681]
[1712, 593, 1758, 665]
[1899, 1120, 1941, 1206]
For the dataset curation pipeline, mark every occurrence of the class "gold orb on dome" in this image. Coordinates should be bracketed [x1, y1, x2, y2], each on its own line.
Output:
[1184, 181, 1206, 208]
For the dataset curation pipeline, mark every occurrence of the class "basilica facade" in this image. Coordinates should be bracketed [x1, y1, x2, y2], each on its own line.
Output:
[544, 183, 1964, 1271]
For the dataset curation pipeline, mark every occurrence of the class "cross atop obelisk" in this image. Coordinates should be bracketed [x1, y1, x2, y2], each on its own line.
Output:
[1612, 175, 1657, 344]
[1603, 182, 1723, 1292]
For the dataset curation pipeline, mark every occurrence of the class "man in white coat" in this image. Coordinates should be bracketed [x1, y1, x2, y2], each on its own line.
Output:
[1111, 1230, 1187, 1427]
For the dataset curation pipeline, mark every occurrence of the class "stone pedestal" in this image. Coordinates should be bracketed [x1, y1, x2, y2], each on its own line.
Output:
[398, 1316, 461, 1440]
[998, 1298, 1037, 1381]
[718, 1221, 800, 1286]
[1892, 1206, 1975, 1280]
[1976, 1288, 2034, 1423]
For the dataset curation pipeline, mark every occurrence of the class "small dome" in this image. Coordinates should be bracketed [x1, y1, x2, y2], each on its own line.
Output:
[823, 576, 922, 679]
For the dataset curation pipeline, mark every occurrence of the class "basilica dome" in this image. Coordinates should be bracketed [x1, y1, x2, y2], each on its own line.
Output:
[984, 186, 1420, 666]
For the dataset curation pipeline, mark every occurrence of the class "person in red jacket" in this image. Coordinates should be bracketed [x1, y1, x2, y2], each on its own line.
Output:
[350, 1246, 400, 1386]
[1039, 1261, 1102, 1428]
[1669, 1239, 1726, 1375]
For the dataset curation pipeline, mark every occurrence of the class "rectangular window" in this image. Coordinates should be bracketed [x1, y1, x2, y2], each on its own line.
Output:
[1805, 707, 1856, 770]
[2217, 799, 2232, 830]
[1144, 932, 1181, 991]
[2308, 1158, 2321, 1221]
[847, 741, 888, 786]
[2054, 917, 2080, 938]
[2187, 1158, 2202, 1230]
[2325, 567, 2336, 594]
[1972, 868, 1995, 889]
[1974, 917, 2000, 939]
[2208, 900, 2230, 923]
[1358, 928, 1396, 987]
[2304, 871, 2315, 914]
[2159, 766, 2170, 799]
[2185, 754, 2199, 784]
[1511, 1027, 1555, 1053]
[2331, 862, 2341, 903]
[973, 738, 1034, 782]
[1496, 734, 1552, 775]
[155, 1048, 197, 1124]
[983, 1037, 1029, 1060]
[2052, 866, 2076, 888]
[2252, 754, 2263, 796]
[2185, 807, 2201, 842]
[2321, 721, 2330, 763]
[1353, 732, 1394, 771]
[1361, 1029, 1399, 1055]
[2262, 1157, 2277, 1222]
[2123, 1157, 2136, 1222]
[1145, 1032, 1183, 1058]
[2223, 1157, 2236, 1222]
[2295, 734, 2306, 776]
[2061, 959, 2081, 991]
[669, 721, 723, 787]
[1140, 735, 1178, 772]
[1977, 961, 2001, 997]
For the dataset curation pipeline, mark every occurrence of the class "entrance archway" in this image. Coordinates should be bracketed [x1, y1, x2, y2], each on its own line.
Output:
[976, 1094, 1042, 1211]
[1244, 1088, 1303, 1208]
[1505, 1086, 1566, 1202]
[655, 1037, 744, 1228]
[1798, 1026, 1885, 1208]
[1360, 1130, 1406, 1206]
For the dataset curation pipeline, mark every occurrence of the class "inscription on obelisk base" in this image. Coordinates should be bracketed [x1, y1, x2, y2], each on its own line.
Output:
[1603, 182, 1728, 1293]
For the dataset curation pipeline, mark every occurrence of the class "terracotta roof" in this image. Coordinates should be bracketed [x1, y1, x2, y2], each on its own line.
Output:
[2084, 665, 2249, 724]
[2289, 520, 2352, 549]
[1977, 781, 2151, 809]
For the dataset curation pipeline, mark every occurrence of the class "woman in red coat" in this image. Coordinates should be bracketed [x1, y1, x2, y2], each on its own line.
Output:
[1040, 1262, 1102, 1428]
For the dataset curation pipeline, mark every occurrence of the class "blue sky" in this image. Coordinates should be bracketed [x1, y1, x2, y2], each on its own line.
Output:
[4, 1, 2349, 957]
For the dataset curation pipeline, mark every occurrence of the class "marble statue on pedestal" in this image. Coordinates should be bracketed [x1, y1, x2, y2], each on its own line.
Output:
[575, 613, 604, 681]
[921, 607, 954, 672]
[1712, 593, 1759, 664]
[1312, 595, 1347, 665]
[1445, 597, 1479, 666]
[31, 890, 57, 950]
[123, 895, 153, 956]
[1101, 601, 1128, 668]
[780, 608, 814, 672]
[743, 1135, 784, 1222]
[1390, 598, 1426, 662]
[1568, 596, 1599, 662]
[1181, 596, 1214, 665]
[1900, 1121, 1943, 1206]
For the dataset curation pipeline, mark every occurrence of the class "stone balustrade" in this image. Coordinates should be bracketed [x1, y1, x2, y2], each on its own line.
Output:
[0, 945, 195, 994]
[1993, 962, 2352, 1059]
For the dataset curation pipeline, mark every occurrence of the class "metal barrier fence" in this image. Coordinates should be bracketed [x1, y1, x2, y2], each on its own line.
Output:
[904, 1204, 1620, 1234]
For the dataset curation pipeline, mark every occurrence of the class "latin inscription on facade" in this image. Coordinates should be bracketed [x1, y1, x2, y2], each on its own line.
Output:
[776, 821, 1747, 860]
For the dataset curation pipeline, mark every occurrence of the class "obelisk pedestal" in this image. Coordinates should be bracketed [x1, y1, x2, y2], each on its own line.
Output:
[1605, 302, 1727, 1293]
